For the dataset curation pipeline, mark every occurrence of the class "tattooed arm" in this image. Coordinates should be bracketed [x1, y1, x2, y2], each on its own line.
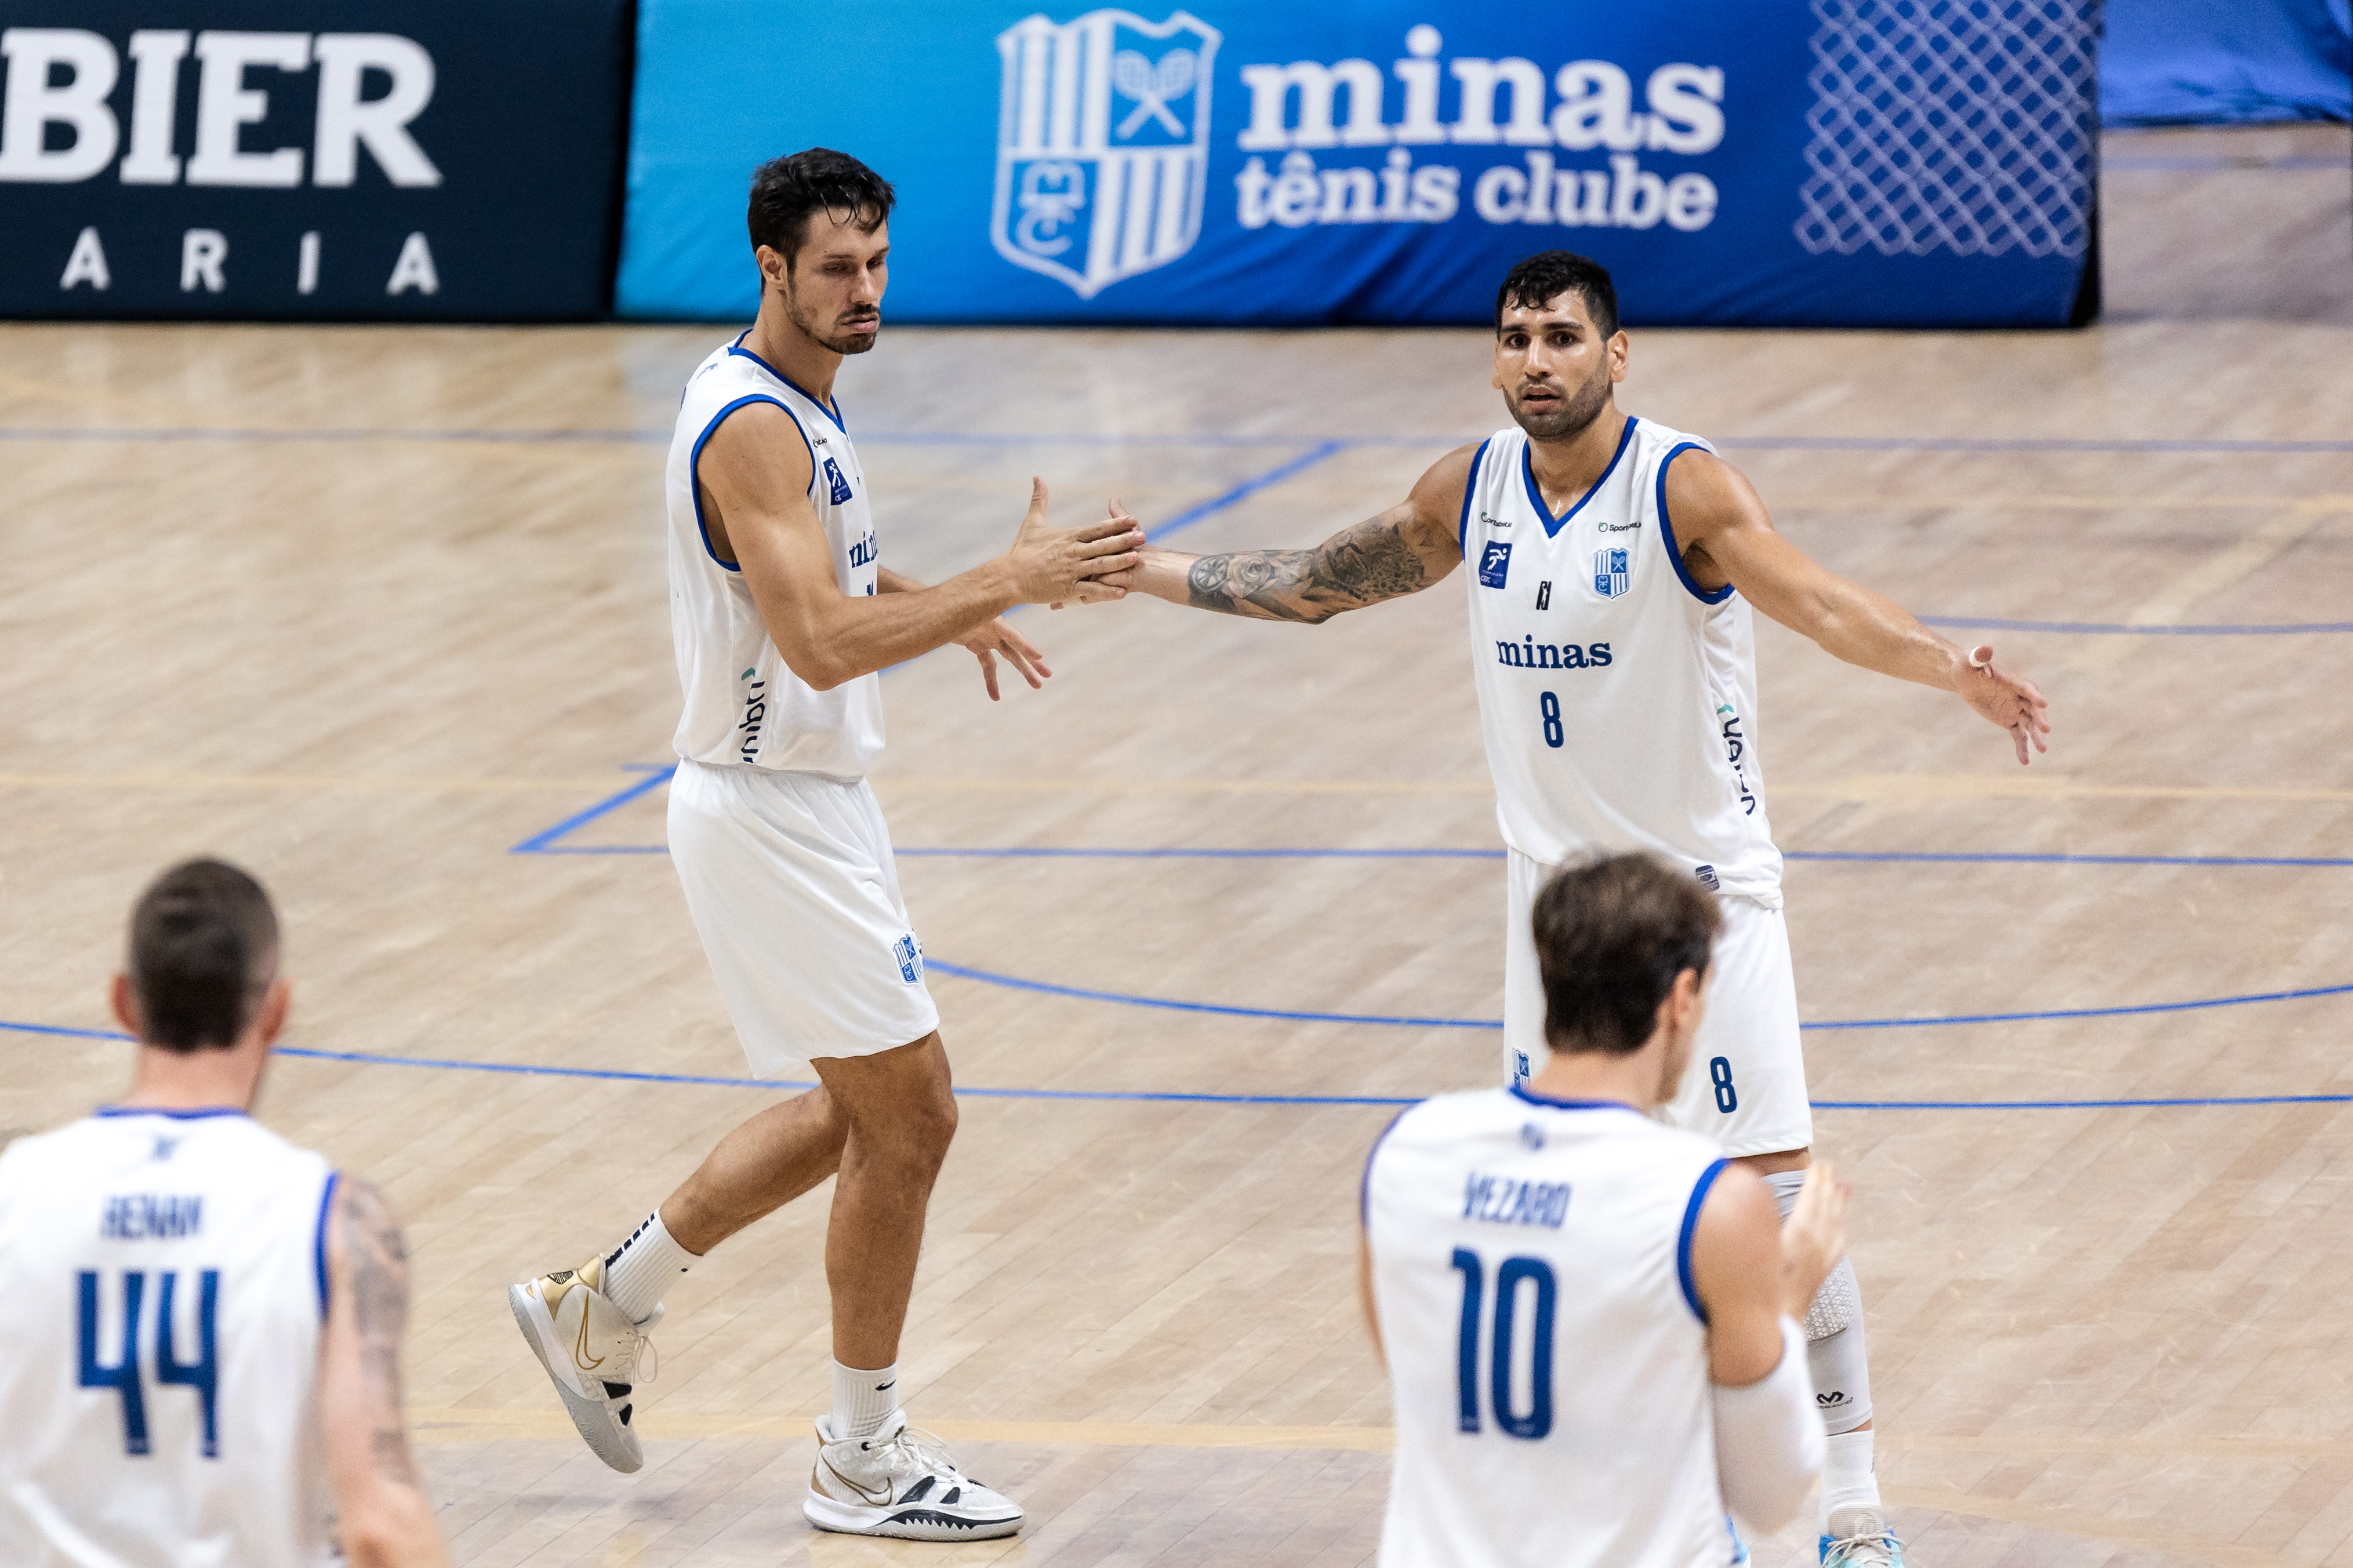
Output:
[318, 1176, 450, 1568]
[1102, 444, 1479, 623]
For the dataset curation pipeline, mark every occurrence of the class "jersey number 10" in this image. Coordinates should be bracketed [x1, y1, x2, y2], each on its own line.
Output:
[78, 1269, 221, 1458]
[1450, 1247, 1556, 1439]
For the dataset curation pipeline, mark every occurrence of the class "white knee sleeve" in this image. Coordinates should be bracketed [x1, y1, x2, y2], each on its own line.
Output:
[1804, 1258, 1872, 1435]
[1764, 1172, 1873, 1435]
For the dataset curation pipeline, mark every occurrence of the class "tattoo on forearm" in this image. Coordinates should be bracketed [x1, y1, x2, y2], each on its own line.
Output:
[1186, 520, 1432, 623]
[341, 1178, 421, 1485]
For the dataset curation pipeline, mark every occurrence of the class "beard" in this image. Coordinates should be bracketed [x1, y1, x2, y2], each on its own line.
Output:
[785, 285, 880, 355]
[1507, 358, 1613, 442]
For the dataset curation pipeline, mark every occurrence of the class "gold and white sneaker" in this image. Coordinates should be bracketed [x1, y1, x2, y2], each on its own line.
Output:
[805, 1410, 1023, 1540]
[507, 1256, 659, 1474]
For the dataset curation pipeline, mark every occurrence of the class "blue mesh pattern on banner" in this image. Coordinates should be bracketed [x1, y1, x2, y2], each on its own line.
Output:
[1796, 0, 2098, 259]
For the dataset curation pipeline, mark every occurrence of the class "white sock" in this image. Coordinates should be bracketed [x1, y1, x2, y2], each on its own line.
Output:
[832, 1360, 899, 1441]
[1821, 1429, 1882, 1530]
[601, 1210, 698, 1325]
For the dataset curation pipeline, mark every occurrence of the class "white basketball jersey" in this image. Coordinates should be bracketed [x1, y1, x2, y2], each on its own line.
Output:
[1366, 1087, 1735, 1568]
[1461, 416, 1782, 905]
[668, 330, 885, 779]
[0, 1109, 338, 1568]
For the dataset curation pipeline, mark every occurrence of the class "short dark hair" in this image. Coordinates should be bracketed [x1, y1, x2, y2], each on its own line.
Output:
[747, 148, 895, 268]
[1495, 250, 1619, 340]
[1532, 854, 1718, 1055]
[128, 859, 278, 1052]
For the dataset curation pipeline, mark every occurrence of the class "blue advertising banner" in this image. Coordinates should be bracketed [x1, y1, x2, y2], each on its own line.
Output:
[616, 0, 2100, 328]
[0, 0, 631, 320]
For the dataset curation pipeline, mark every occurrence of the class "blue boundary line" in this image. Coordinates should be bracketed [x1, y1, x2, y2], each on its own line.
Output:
[918, 958, 2353, 1032]
[515, 771, 2353, 866]
[5, 1020, 2345, 1112]
[509, 764, 674, 854]
[512, 770, 2353, 1026]
[1145, 439, 1348, 542]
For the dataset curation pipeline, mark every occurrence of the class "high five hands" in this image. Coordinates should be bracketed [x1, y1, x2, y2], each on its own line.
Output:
[956, 481, 1141, 701]
[1957, 643, 2051, 765]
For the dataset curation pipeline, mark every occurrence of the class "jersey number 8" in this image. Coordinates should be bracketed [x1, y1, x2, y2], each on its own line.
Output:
[1450, 1247, 1556, 1439]
[1538, 692, 1563, 749]
[78, 1268, 221, 1458]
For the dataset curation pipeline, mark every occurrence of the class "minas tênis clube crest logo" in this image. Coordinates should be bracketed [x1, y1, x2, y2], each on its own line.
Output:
[993, 9, 1221, 299]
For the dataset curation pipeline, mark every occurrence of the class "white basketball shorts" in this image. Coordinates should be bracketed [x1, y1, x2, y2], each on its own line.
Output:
[667, 759, 941, 1073]
[1502, 847, 1813, 1158]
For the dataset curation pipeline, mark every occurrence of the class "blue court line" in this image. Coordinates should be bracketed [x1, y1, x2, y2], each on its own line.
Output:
[517, 770, 2353, 867]
[1922, 615, 2353, 635]
[5, 1020, 2345, 1112]
[10, 426, 2353, 456]
[509, 764, 674, 854]
[921, 956, 2353, 1031]
[1146, 439, 1349, 542]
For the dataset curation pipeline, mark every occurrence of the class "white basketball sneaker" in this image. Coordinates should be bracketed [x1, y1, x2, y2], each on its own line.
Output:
[804, 1410, 1024, 1540]
[508, 1256, 660, 1474]
[1820, 1506, 1908, 1567]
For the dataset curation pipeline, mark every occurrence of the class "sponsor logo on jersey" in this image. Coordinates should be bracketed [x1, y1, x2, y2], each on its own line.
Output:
[1477, 539, 1512, 587]
[1483, 508, 1508, 529]
[1518, 1122, 1546, 1151]
[994, 10, 1221, 299]
[1717, 703, 1757, 815]
[1694, 863, 1720, 890]
[848, 531, 877, 567]
[738, 668, 767, 763]
[822, 456, 855, 505]
[1595, 515, 1641, 532]
[1494, 636, 1610, 670]
[894, 933, 923, 984]
[1593, 546, 1630, 597]
[1462, 1170, 1571, 1228]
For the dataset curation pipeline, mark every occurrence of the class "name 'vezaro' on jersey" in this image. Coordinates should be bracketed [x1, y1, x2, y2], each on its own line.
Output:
[667, 331, 886, 778]
[1461, 415, 1782, 904]
[1367, 1088, 1735, 1568]
[0, 1109, 339, 1567]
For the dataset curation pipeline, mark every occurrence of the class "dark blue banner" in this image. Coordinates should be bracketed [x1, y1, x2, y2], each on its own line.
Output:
[616, 0, 2098, 328]
[0, 0, 630, 319]
[2103, 0, 2351, 125]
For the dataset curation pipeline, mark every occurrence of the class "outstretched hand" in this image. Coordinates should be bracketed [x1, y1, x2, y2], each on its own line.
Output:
[1958, 643, 2051, 765]
[953, 617, 1050, 701]
[1006, 478, 1143, 606]
[1051, 497, 1147, 609]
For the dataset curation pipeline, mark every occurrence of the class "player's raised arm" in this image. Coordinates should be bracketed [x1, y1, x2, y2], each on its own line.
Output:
[318, 1176, 448, 1568]
[1690, 1160, 1844, 1532]
[700, 409, 1141, 689]
[1103, 444, 1476, 623]
[1664, 450, 2051, 764]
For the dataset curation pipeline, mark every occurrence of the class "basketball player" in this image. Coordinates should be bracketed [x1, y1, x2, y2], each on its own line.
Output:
[1105, 250, 2052, 1566]
[0, 859, 446, 1568]
[509, 149, 1140, 1540]
[1365, 852, 1846, 1566]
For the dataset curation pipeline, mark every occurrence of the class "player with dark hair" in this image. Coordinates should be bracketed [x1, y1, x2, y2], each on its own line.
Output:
[1105, 249, 2052, 1565]
[0, 860, 446, 1568]
[509, 147, 1141, 1540]
[1365, 852, 1846, 1567]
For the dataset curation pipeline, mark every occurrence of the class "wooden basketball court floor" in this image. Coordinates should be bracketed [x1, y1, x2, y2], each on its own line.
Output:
[3, 125, 2350, 1567]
